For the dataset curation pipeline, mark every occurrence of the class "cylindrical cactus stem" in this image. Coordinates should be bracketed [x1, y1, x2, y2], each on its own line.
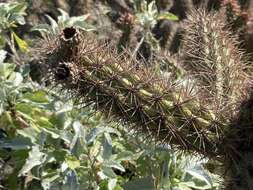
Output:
[41, 27, 222, 156]
[182, 8, 248, 110]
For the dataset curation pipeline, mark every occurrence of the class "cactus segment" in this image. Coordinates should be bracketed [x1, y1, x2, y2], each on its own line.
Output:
[38, 27, 225, 156]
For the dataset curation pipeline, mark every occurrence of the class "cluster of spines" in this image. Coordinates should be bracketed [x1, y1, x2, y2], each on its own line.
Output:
[40, 26, 225, 157]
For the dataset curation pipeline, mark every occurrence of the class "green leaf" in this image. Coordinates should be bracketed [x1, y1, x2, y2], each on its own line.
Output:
[17, 127, 40, 143]
[8, 3, 26, 16]
[57, 8, 70, 26]
[66, 156, 81, 170]
[12, 31, 29, 53]
[0, 137, 32, 150]
[0, 63, 15, 78]
[24, 90, 49, 103]
[85, 127, 104, 144]
[0, 36, 6, 48]
[62, 170, 80, 190]
[19, 63, 30, 77]
[31, 24, 51, 34]
[9, 13, 25, 25]
[115, 151, 134, 161]
[73, 121, 86, 141]
[99, 166, 116, 179]
[70, 121, 86, 157]
[41, 173, 60, 190]
[0, 49, 7, 63]
[108, 178, 117, 190]
[19, 146, 46, 176]
[45, 15, 59, 35]
[183, 166, 213, 189]
[123, 176, 155, 190]
[102, 133, 112, 160]
[4, 2, 26, 26]
[104, 160, 125, 172]
[42, 127, 60, 139]
[147, 1, 156, 15]
[156, 12, 178, 21]
[7, 72, 23, 86]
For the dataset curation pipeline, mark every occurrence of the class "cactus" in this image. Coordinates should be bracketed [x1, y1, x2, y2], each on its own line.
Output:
[39, 9, 252, 190]
[182, 9, 249, 112]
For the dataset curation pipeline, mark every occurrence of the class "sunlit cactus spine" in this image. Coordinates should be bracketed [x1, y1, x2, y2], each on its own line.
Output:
[39, 9, 252, 190]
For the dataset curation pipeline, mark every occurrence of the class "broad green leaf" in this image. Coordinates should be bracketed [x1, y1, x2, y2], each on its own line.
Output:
[19, 146, 46, 176]
[16, 103, 33, 115]
[12, 31, 29, 53]
[37, 116, 54, 128]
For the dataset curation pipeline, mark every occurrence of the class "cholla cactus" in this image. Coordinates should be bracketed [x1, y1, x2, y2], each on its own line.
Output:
[39, 9, 252, 190]
[182, 9, 249, 116]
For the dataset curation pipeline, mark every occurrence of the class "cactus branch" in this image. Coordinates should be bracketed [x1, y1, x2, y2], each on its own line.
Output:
[41, 27, 223, 157]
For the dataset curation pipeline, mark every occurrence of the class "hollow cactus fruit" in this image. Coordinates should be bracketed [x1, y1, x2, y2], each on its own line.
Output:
[39, 9, 253, 190]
